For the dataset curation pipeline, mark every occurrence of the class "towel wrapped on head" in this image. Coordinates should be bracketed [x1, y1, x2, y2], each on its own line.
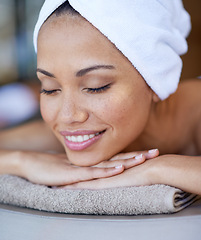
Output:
[33, 0, 191, 100]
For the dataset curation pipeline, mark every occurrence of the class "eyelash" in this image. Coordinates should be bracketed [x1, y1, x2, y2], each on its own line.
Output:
[40, 89, 60, 95]
[85, 84, 111, 94]
[40, 84, 111, 96]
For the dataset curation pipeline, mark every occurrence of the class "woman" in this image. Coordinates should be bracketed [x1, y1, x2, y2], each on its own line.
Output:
[1, 0, 201, 195]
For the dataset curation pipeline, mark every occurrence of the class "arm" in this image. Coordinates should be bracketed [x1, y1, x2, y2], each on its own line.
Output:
[0, 121, 124, 185]
[0, 120, 158, 185]
[152, 154, 201, 195]
[0, 149, 127, 186]
[0, 120, 122, 185]
[0, 148, 157, 186]
[0, 120, 159, 186]
[64, 154, 201, 196]
[0, 120, 64, 153]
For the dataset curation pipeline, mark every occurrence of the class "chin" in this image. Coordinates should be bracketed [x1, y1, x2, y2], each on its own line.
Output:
[69, 159, 101, 167]
[66, 151, 109, 167]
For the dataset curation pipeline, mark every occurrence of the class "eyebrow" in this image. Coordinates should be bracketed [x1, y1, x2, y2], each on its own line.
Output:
[36, 64, 115, 78]
[76, 65, 115, 77]
[36, 68, 55, 78]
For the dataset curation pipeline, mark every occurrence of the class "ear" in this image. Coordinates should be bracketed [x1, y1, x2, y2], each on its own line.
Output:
[152, 92, 160, 103]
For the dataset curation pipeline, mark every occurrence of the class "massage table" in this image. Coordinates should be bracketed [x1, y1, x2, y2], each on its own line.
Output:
[1, 199, 201, 240]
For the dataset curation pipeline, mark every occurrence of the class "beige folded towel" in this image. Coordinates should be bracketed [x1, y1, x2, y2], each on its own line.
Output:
[0, 175, 199, 215]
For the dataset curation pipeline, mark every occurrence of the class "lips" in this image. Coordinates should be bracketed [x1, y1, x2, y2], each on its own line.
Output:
[60, 130, 106, 151]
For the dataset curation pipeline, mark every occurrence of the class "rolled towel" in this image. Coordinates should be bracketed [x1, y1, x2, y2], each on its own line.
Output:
[33, 0, 191, 99]
[0, 175, 199, 215]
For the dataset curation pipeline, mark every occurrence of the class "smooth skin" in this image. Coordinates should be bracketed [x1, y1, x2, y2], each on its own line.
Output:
[37, 14, 158, 167]
[0, 12, 201, 195]
[0, 120, 159, 186]
[0, 134, 159, 186]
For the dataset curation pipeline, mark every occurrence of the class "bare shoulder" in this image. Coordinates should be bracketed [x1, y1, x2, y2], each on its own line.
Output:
[174, 79, 201, 116]
[177, 78, 201, 101]
[178, 79, 201, 154]
[169, 78, 201, 154]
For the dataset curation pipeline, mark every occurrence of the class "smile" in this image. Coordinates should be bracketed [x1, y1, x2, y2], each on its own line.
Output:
[61, 130, 106, 151]
[65, 132, 101, 143]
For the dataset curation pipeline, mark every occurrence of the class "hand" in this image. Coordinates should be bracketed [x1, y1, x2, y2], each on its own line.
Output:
[57, 149, 159, 189]
[17, 151, 124, 186]
[16, 149, 158, 187]
[16, 150, 151, 186]
[54, 153, 201, 196]
[95, 149, 159, 169]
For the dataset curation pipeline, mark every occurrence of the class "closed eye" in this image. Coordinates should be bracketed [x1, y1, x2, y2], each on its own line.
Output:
[84, 83, 111, 94]
[40, 89, 61, 95]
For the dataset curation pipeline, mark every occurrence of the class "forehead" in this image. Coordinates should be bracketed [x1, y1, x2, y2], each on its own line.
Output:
[40, 14, 107, 49]
[37, 14, 127, 64]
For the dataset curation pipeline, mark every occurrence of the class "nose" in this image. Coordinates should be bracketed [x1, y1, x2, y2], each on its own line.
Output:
[58, 92, 89, 125]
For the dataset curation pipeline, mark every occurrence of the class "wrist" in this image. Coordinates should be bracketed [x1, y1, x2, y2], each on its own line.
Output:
[148, 154, 182, 186]
[0, 150, 25, 177]
[147, 155, 168, 185]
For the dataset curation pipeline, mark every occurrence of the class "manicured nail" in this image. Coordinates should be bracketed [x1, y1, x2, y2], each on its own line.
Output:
[115, 164, 123, 169]
[148, 149, 158, 154]
[135, 154, 143, 160]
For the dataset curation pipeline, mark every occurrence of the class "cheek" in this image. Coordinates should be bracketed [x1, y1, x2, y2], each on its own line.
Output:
[97, 87, 152, 135]
[106, 99, 129, 124]
[40, 97, 58, 124]
[94, 92, 137, 126]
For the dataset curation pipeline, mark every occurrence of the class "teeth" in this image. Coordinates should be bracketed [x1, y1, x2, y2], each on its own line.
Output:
[77, 136, 84, 142]
[71, 136, 76, 142]
[83, 135, 89, 141]
[66, 133, 100, 143]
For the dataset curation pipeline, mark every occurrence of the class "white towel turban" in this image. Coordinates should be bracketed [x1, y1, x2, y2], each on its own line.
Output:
[33, 0, 191, 100]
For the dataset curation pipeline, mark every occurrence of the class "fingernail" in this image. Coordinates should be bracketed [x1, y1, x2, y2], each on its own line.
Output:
[115, 164, 123, 169]
[135, 154, 143, 160]
[148, 149, 158, 154]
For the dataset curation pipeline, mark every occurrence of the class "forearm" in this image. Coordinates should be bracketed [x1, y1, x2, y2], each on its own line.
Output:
[153, 155, 201, 195]
[0, 150, 22, 176]
[0, 120, 64, 153]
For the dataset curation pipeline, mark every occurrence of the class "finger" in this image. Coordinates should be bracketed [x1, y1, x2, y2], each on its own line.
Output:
[96, 154, 146, 169]
[143, 149, 159, 159]
[66, 165, 125, 184]
[121, 154, 146, 169]
[97, 149, 159, 169]
[109, 149, 159, 161]
[109, 152, 142, 161]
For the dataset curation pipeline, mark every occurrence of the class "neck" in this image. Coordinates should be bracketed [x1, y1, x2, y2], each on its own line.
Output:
[124, 96, 176, 154]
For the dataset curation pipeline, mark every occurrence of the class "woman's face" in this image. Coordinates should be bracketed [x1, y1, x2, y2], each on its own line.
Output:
[37, 14, 154, 166]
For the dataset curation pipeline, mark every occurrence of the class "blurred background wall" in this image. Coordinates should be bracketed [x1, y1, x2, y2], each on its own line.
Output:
[0, 0, 200, 85]
[0, 0, 44, 85]
[181, 0, 201, 79]
[0, 0, 43, 128]
[0, 0, 200, 127]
